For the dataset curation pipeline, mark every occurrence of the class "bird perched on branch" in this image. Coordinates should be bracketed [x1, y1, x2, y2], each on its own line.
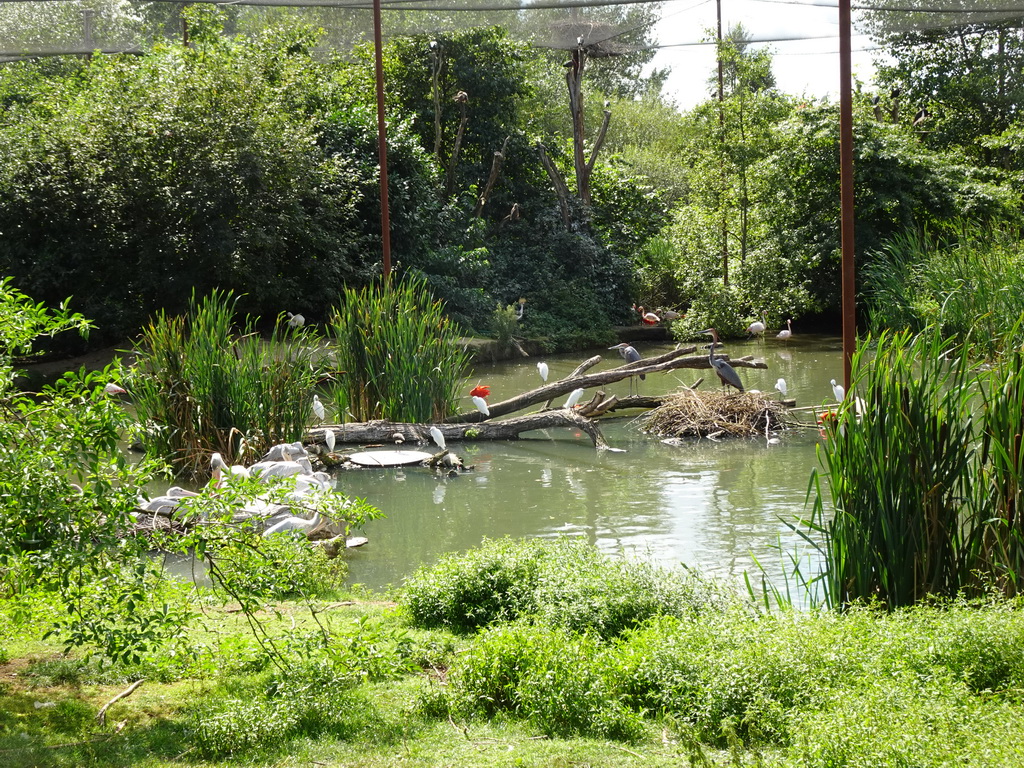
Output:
[608, 343, 645, 380]
[700, 328, 744, 393]
[537, 361, 549, 382]
[564, 388, 585, 408]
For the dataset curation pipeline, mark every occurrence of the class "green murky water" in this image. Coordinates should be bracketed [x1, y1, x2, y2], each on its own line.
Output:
[340, 334, 844, 595]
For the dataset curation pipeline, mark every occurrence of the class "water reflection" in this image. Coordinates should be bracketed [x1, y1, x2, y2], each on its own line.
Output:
[343, 335, 842, 596]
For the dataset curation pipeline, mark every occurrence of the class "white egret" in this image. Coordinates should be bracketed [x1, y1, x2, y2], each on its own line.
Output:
[323, 428, 336, 452]
[537, 361, 549, 382]
[564, 388, 585, 408]
[286, 312, 305, 328]
[312, 394, 326, 423]
[471, 395, 490, 416]
[831, 379, 845, 402]
[775, 378, 788, 397]
[429, 426, 446, 450]
[104, 383, 126, 395]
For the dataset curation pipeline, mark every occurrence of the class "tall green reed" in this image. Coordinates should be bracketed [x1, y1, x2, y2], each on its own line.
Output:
[806, 328, 980, 608]
[328, 274, 470, 424]
[129, 290, 327, 478]
[864, 222, 1024, 358]
[973, 328, 1024, 595]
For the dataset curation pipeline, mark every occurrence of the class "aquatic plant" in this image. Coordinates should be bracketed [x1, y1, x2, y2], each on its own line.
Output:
[328, 274, 470, 424]
[129, 290, 327, 477]
[864, 222, 1024, 357]
[804, 325, 1024, 607]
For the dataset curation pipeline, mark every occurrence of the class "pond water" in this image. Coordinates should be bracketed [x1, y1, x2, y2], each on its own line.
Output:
[340, 334, 845, 597]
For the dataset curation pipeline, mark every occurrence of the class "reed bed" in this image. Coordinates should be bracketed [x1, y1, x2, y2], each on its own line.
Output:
[974, 341, 1024, 595]
[328, 274, 470, 424]
[802, 324, 1024, 608]
[129, 290, 327, 478]
[864, 223, 1024, 358]
[643, 390, 787, 438]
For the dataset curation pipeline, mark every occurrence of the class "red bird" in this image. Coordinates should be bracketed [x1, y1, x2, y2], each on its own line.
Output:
[470, 385, 491, 399]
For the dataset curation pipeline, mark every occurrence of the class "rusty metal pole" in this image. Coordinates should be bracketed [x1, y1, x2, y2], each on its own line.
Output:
[839, 0, 855, 389]
[372, 0, 392, 278]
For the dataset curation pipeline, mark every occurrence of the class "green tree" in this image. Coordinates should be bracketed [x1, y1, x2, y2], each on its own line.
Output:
[865, 5, 1024, 168]
[0, 21, 435, 342]
[755, 104, 1021, 318]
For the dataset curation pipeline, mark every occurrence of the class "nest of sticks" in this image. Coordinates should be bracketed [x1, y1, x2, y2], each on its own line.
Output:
[642, 390, 788, 439]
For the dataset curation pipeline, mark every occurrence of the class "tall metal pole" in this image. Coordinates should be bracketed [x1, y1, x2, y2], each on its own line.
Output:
[372, 0, 392, 278]
[717, 0, 728, 286]
[839, 0, 855, 389]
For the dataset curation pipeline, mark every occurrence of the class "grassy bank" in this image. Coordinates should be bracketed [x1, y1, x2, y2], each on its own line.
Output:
[3, 539, 1024, 767]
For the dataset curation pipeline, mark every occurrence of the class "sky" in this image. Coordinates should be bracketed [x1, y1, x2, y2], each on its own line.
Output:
[648, 0, 880, 109]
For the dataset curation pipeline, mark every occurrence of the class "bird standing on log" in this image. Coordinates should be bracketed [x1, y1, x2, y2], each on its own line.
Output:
[700, 328, 745, 393]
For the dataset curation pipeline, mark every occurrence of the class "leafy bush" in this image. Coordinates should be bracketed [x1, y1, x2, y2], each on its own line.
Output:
[400, 537, 733, 636]
[451, 622, 645, 740]
[400, 538, 546, 632]
[0, 27, 437, 344]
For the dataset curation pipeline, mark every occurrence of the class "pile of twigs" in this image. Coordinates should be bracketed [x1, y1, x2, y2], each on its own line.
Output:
[642, 390, 787, 439]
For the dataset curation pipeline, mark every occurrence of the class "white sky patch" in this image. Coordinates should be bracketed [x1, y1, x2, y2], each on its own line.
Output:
[648, 0, 881, 108]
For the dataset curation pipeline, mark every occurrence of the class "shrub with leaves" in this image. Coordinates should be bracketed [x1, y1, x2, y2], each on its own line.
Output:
[400, 537, 734, 636]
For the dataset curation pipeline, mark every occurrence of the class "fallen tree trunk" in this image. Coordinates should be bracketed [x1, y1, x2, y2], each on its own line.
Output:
[447, 345, 768, 423]
[314, 410, 613, 449]
[306, 345, 769, 451]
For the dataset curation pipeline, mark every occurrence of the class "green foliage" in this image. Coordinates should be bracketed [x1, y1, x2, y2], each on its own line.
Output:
[400, 537, 734, 637]
[757, 104, 1022, 317]
[487, 206, 631, 351]
[866, 19, 1024, 168]
[864, 223, 1024, 357]
[451, 622, 645, 740]
[489, 302, 522, 349]
[589, 160, 672, 260]
[671, 286, 747, 341]
[806, 325, 1024, 607]
[128, 289, 327, 477]
[807, 329, 977, 608]
[0, 283, 186, 666]
[0, 29, 436, 343]
[382, 27, 532, 203]
[328, 273, 471, 423]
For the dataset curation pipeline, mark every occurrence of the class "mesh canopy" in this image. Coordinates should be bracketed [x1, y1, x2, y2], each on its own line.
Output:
[0, 0, 663, 59]
[1, 1, 1023, 66]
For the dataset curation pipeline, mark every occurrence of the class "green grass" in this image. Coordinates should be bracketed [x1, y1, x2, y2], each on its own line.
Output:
[864, 222, 1024, 358]
[5, 543, 1024, 767]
